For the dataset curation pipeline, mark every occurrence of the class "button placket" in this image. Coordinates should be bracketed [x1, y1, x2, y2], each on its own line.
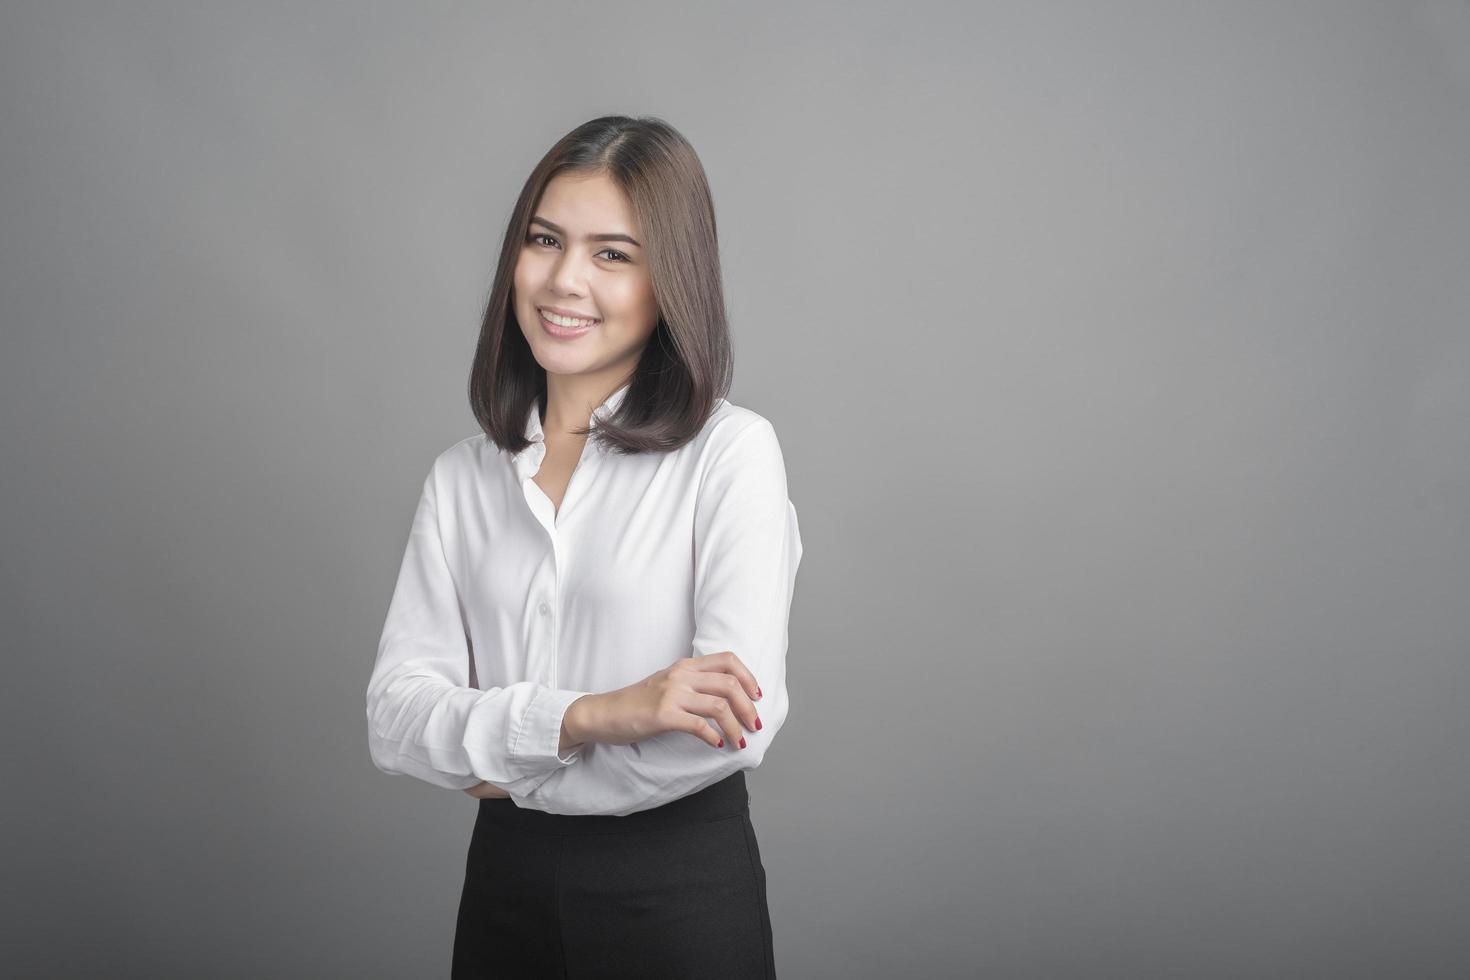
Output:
[545, 562, 560, 688]
[515, 398, 619, 689]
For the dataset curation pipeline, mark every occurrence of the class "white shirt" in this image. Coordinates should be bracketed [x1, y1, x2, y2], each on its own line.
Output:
[365, 382, 804, 816]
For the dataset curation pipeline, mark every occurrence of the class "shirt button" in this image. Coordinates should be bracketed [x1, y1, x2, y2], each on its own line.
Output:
[538, 601, 550, 616]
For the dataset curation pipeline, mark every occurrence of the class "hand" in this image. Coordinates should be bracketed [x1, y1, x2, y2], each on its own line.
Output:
[464, 781, 511, 799]
[572, 651, 763, 751]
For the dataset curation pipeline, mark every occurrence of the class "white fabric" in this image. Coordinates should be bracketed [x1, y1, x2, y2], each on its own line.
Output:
[366, 383, 803, 816]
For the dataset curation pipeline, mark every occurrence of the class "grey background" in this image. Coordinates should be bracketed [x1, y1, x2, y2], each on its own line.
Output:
[2, 2, 1467, 977]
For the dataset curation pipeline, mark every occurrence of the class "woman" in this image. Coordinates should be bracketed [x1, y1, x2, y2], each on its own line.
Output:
[365, 115, 803, 979]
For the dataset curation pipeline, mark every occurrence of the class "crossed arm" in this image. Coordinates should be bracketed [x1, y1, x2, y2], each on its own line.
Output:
[464, 713, 582, 797]
[372, 419, 802, 816]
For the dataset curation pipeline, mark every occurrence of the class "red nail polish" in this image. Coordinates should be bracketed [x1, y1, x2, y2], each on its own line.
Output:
[757, 688, 763, 699]
[717, 739, 724, 747]
[755, 717, 762, 730]
[739, 737, 747, 749]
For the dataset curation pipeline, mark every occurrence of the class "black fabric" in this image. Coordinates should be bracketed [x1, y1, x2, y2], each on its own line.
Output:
[451, 770, 776, 978]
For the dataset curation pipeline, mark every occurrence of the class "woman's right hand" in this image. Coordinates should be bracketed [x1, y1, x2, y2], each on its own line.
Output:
[569, 651, 764, 750]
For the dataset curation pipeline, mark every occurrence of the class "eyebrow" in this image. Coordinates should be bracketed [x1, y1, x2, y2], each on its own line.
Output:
[529, 216, 641, 248]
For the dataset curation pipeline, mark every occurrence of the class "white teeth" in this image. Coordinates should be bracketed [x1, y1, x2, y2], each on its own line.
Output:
[542, 310, 598, 328]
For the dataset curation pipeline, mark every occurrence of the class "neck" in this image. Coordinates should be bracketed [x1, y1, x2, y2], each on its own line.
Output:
[542, 372, 629, 438]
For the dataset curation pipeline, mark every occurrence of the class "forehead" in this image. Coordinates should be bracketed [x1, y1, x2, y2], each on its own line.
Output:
[535, 172, 641, 237]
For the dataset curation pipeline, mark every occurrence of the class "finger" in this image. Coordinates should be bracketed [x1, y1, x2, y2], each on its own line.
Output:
[677, 708, 725, 749]
[687, 673, 760, 736]
[685, 650, 762, 703]
[691, 692, 748, 750]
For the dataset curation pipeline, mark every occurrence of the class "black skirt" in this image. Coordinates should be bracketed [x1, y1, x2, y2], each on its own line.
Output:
[451, 770, 776, 979]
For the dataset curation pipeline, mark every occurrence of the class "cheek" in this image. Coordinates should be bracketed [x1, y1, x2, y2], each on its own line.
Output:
[512, 255, 534, 295]
[606, 288, 656, 331]
[513, 249, 550, 293]
[606, 277, 657, 319]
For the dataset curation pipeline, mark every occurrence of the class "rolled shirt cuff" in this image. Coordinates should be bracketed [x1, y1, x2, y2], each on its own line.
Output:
[512, 686, 593, 770]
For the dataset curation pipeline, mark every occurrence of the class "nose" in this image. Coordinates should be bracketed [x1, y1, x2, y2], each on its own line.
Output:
[550, 249, 591, 297]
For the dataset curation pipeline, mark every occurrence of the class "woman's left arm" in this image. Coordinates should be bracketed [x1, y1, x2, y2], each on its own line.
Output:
[503, 419, 804, 817]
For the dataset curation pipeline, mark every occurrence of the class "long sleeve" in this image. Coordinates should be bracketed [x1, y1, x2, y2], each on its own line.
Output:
[509, 418, 804, 816]
[366, 466, 592, 793]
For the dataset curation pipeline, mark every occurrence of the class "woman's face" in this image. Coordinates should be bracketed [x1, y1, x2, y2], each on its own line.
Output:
[513, 171, 659, 385]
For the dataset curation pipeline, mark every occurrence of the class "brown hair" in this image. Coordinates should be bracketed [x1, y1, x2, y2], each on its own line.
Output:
[468, 115, 733, 457]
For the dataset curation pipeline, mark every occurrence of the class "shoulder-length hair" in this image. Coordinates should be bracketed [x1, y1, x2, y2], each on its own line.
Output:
[468, 115, 733, 457]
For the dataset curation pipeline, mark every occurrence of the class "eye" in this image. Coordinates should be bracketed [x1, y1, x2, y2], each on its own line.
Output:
[526, 233, 630, 264]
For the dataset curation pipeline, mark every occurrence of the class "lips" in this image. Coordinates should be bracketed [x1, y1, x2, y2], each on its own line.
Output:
[539, 309, 595, 339]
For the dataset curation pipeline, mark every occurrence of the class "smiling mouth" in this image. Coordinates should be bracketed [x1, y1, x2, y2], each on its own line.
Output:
[539, 309, 598, 339]
[538, 307, 601, 327]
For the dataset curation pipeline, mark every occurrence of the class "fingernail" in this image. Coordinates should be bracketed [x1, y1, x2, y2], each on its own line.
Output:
[756, 688, 763, 700]
[739, 737, 747, 749]
[717, 739, 724, 747]
[755, 716, 762, 730]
